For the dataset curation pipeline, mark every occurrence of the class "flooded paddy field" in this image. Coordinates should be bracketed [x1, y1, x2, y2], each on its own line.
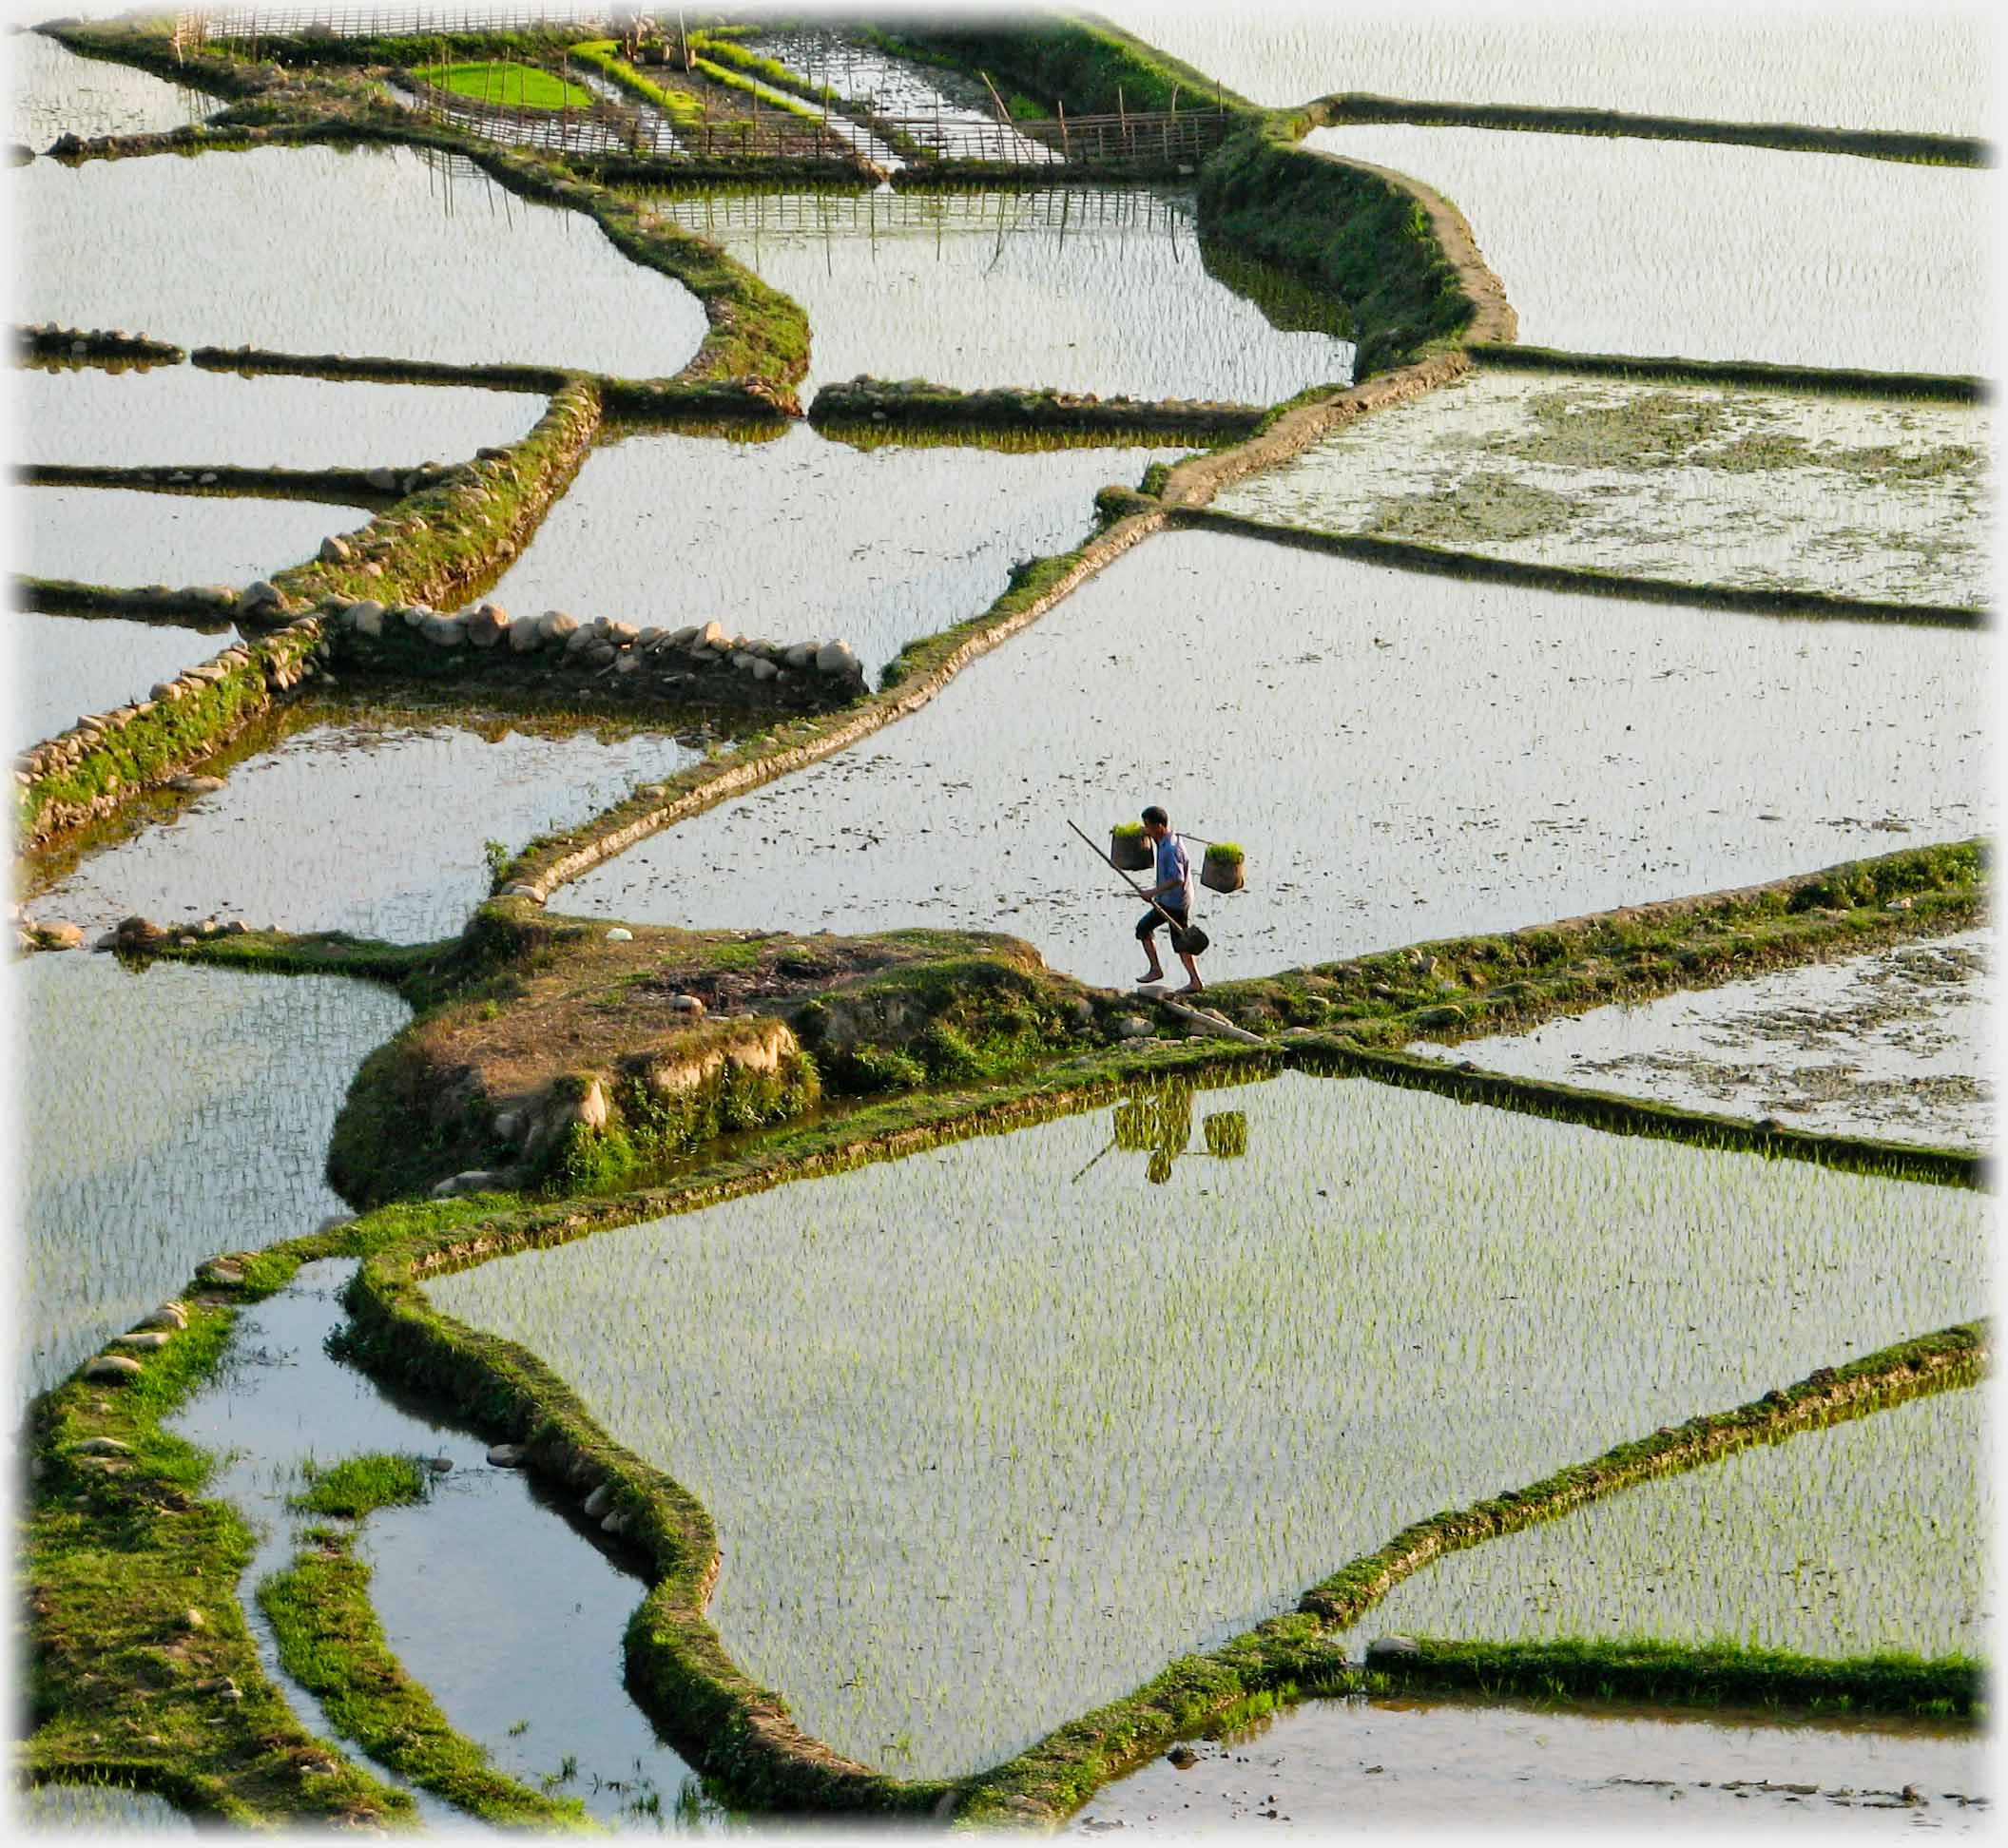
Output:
[429, 1068, 1984, 1778]
[739, 27, 1058, 166]
[1212, 369, 1989, 608]
[13, 954, 407, 1410]
[564, 529, 1989, 987]
[24, 484, 370, 589]
[29, 700, 703, 943]
[487, 422, 1177, 675]
[14, 363, 546, 472]
[1071, 1691, 1988, 1834]
[644, 185, 1354, 400]
[1306, 125, 1985, 375]
[12, 610, 231, 753]
[1093, 7, 1989, 133]
[11, 31, 217, 147]
[1428, 931, 1992, 1151]
[14, 1781, 198, 1832]
[166, 1259, 706, 1828]
[17, 143, 707, 375]
[1354, 1384, 1990, 1660]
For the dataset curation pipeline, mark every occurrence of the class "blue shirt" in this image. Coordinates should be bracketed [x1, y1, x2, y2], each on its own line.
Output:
[1154, 833, 1194, 912]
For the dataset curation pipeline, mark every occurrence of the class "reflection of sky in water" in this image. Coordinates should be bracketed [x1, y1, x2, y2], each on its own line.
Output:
[1214, 370, 1990, 607]
[489, 423, 1177, 675]
[11, 31, 214, 147]
[1307, 125, 1988, 375]
[1359, 1385, 1990, 1659]
[1074, 1687, 1988, 1833]
[12, 611, 229, 754]
[25, 485, 370, 587]
[18, 144, 707, 374]
[1420, 930, 1993, 1151]
[14, 364, 544, 471]
[15, 957, 407, 1410]
[648, 186, 1354, 400]
[434, 1067, 1983, 1777]
[566, 529, 1991, 987]
[1091, 7, 1988, 133]
[37, 709, 702, 942]
[165, 1261, 705, 1828]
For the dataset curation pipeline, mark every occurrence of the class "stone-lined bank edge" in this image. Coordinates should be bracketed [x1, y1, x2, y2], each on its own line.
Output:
[951, 1320, 1989, 1826]
[16, 384, 604, 849]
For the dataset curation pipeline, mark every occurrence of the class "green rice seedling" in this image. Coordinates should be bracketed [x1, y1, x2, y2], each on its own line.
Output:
[430, 1068, 1984, 1779]
[1354, 1385, 1991, 1660]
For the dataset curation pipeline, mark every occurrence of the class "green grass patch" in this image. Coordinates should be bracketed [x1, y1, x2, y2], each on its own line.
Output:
[289, 1453, 430, 1519]
[414, 60, 595, 108]
[567, 41, 705, 126]
[260, 1538, 596, 1829]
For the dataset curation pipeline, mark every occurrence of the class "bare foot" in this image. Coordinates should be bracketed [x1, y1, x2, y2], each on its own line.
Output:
[1176, 981, 1205, 995]
[1138, 971, 1166, 985]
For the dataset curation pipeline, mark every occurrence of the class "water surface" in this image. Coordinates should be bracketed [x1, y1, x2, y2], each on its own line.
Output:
[11, 30, 216, 147]
[15, 363, 545, 471]
[18, 143, 707, 375]
[30, 701, 703, 943]
[646, 185, 1354, 400]
[25, 484, 370, 588]
[562, 529, 1991, 987]
[431, 1068, 1984, 1778]
[488, 423, 1175, 675]
[12, 610, 231, 751]
[166, 1259, 705, 1829]
[1072, 1691, 1987, 1834]
[14, 954, 407, 1410]
[1093, 7, 1989, 133]
[1215, 369, 1990, 608]
[1305, 125, 1988, 375]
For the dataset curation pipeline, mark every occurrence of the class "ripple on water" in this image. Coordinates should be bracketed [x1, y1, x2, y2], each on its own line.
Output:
[15, 956, 408, 1411]
[25, 486, 374, 590]
[646, 184, 1354, 400]
[15, 364, 546, 472]
[1304, 125, 1988, 375]
[18, 143, 708, 375]
[30, 704, 705, 944]
[1070, 1692, 1988, 1834]
[487, 422, 1179, 675]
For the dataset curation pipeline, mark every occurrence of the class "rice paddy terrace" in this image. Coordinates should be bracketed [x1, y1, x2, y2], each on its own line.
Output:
[11, 5, 1993, 1836]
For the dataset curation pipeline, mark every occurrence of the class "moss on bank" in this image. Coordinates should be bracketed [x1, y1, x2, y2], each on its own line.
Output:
[1363, 1635, 1983, 1717]
[1204, 838, 1986, 1044]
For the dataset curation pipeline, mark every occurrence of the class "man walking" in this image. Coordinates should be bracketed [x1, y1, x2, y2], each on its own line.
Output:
[1136, 805, 1204, 993]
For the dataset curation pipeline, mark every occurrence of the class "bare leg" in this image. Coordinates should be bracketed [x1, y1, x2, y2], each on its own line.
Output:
[1176, 947, 1204, 994]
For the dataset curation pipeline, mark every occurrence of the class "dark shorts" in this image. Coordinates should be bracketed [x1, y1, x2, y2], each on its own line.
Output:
[1138, 905, 1195, 953]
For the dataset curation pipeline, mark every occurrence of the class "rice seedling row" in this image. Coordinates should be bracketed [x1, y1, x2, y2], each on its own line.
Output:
[427, 1068, 1985, 1778]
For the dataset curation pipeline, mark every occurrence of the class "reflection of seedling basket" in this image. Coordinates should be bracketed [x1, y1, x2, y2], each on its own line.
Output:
[1202, 1110, 1247, 1158]
[1110, 822, 1152, 872]
[1201, 842, 1245, 894]
[1112, 1102, 1155, 1151]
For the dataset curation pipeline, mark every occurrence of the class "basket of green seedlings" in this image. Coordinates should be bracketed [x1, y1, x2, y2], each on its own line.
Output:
[1201, 842, 1245, 893]
[1110, 820, 1152, 872]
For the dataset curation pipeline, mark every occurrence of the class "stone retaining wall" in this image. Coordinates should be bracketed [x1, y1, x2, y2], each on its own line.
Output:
[16, 615, 326, 847]
[17, 322, 183, 365]
[326, 596, 870, 708]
